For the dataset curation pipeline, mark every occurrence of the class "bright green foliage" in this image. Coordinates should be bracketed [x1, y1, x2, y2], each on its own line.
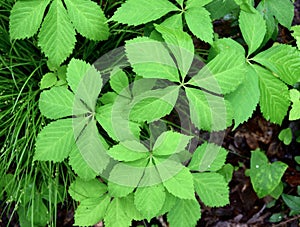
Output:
[10, 0, 109, 69]
[239, 9, 266, 55]
[129, 86, 179, 123]
[188, 142, 228, 172]
[134, 184, 166, 220]
[289, 89, 300, 120]
[250, 150, 288, 198]
[40, 73, 58, 89]
[186, 88, 232, 131]
[167, 199, 201, 227]
[110, 69, 131, 97]
[282, 194, 300, 213]
[34, 119, 76, 162]
[252, 65, 290, 124]
[9, 0, 50, 39]
[253, 44, 300, 86]
[226, 65, 260, 129]
[278, 128, 293, 145]
[64, 0, 109, 41]
[110, 0, 178, 26]
[292, 25, 300, 49]
[38, 0, 76, 68]
[205, 0, 238, 20]
[261, 0, 294, 29]
[185, 0, 214, 44]
[194, 172, 229, 207]
[189, 51, 246, 94]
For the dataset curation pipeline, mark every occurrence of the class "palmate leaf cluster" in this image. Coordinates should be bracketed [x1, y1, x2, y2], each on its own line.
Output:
[7, 0, 300, 226]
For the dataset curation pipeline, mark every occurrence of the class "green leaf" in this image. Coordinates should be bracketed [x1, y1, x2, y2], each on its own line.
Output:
[9, 0, 50, 39]
[209, 38, 245, 59]
[104, 198, 132, 227]
[34, 119, 76, 162]
[205, 0, 238, 20]
[110, 0, 178, 26]
[194, 172, 229, 207]
[129, 86, 179, 123]
[185, 87, 232, 131]
[38, 0, 76, 68]
[262, 0, 294, 29]
[96, 104, 141, 141]
[188, 51, 246, 94]
[121, 194, 144, 221]
[156, 161, 195, 200]
[134, 184, 166, 220]
[185, 3, 213, 44]
[239, 9, 266, 55]
[282, 194, 300, 212]
[250, 150, 288, 198]
[108, 182, 135, 198]
[69, 147, 98, 180]
[167, 198, 201, 227]
[252, 65, 290, 124]
[110, 69, 130, 97]
[153, 131, 192, 156]
[107, 141, 149, 162]
[39, 86, 84, 120]
[289, 89, 300, 121]
[188, 142, 228, 172]
[26, 196, 49, 226]
[278, 128, 292, 145]
[69, 178, 107, 201]
[64, 0, 109, 41]
[40, 73, 57, 89]
[75, 195, 110, 226]
[125, 37, 180, 82]
[226, 65, 260, 129]
[73, 119, 111, 174]
[160, 13, 183, 30]
[292, 25, 300, 49]
[157, 191, 177, 216]
[253, 44, 300, 86]
[155, 24, 194, 77]
[68, 59, 103, 111]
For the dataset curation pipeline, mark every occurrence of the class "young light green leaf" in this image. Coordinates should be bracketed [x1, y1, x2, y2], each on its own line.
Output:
[253, 44, 300, 86]
[110, 0, 178, 26]
[209, 38, 245, 59]
[282, 194, 300, 212]
[289, 89, 300, 121]
[9, 0, 50, 39]
[96, 104, 141, 141]
[156, 161, 195, 200]
[125, 37, 180, 82]
[188, 142, 228, 172]
[205, 0, 238, 20]
[108, 182, 135, 198]
[40, 73, 57, 89]
[252, 65, 290, 124]
[186, 87, 232, 131]
[129, 86, 179, 123]
[153, 131, 192, 156]
[134, 184, 166, 221]
[226, 65, 260, 129]
[75, 195, 110, 226]
[155, 24, 194, 77]
[120, 194, 144, 221]
[34, 119, 76, 162]
[185, 3, 213, 44]
[167, 198, 201, 227]
[262, 0, 294, 29]
[239, 9, 266, 55]
[292, 25, 300, 49]
[69, 178, 107, 201]
[193, 172, 229, 207]
[110, 69, 130, 97]
[160, 13, 183, 30]
[157, 192, 177, 216]
[67, 58, 90, 92]
[38, 0, 76, 68]
[64, 0, 109, 41]
[69, 147, 98, 180]
[104, 198, 132, 227]
[39, 86, 84, 120]
[107, 140, 149, 162]
[250, 150, 288, 198]
[188, 51, 246, 94]
[278, 128, 292, 145]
